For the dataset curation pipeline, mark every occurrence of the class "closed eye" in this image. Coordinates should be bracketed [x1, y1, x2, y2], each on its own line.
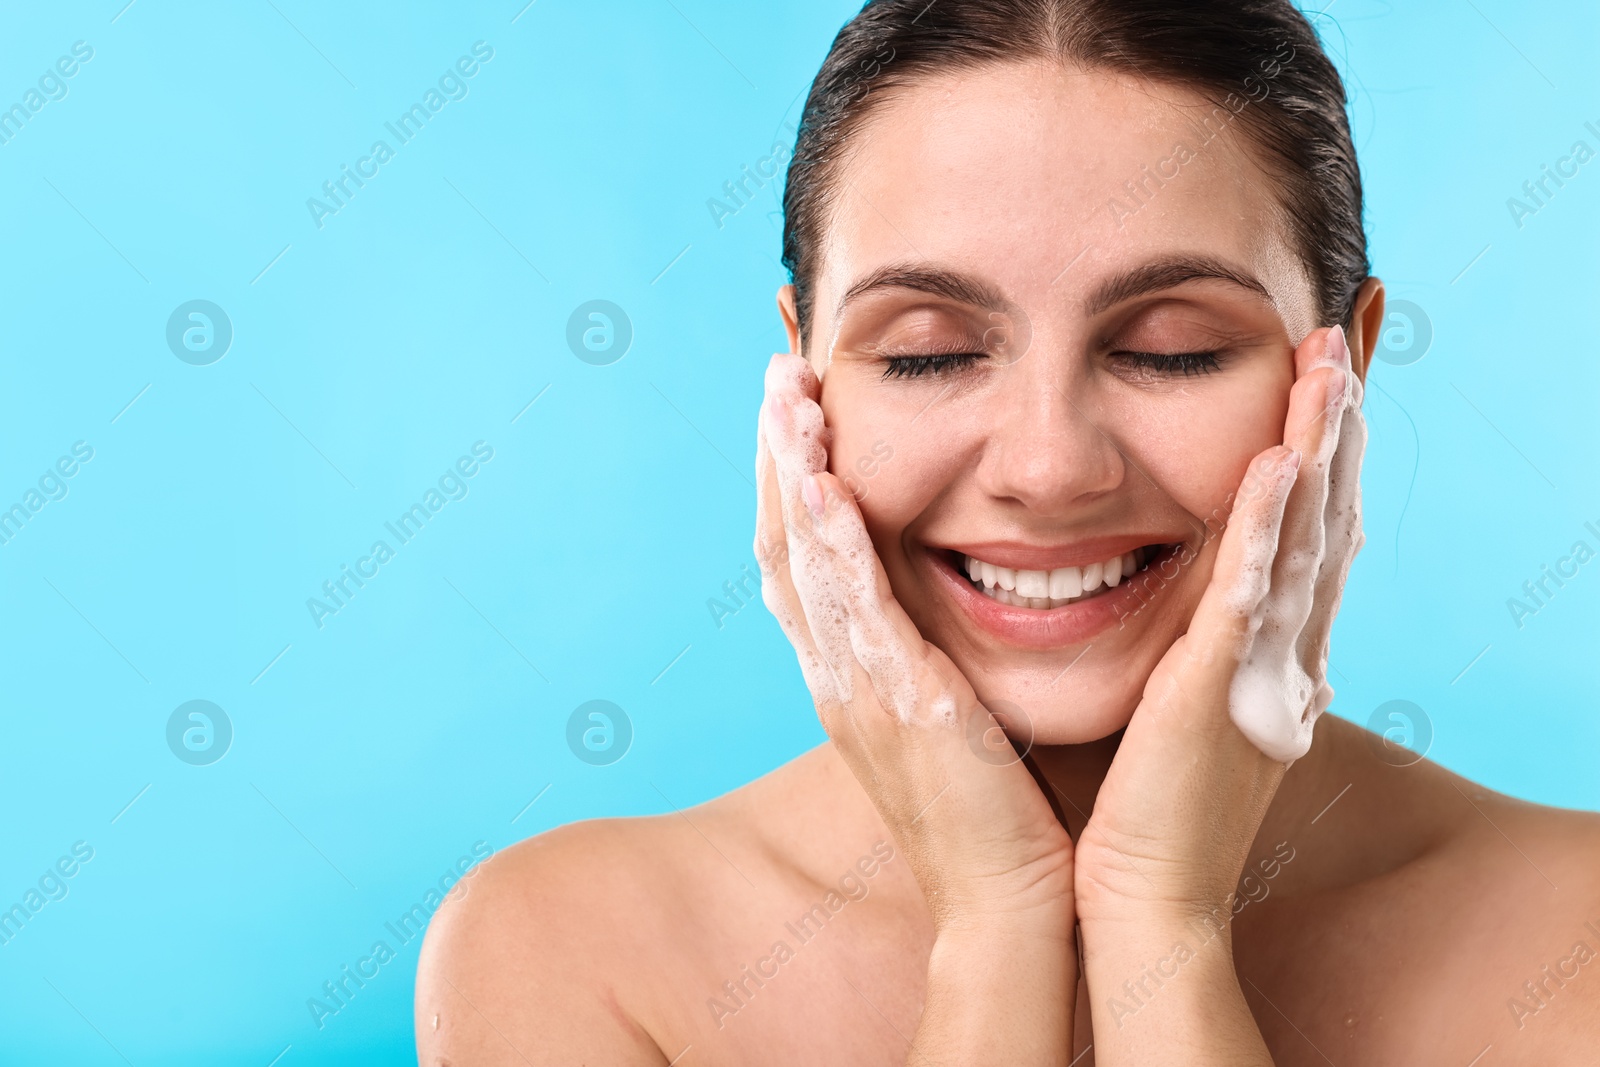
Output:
[1111, 350, 1222, 377]
[880, 352, 985, 379]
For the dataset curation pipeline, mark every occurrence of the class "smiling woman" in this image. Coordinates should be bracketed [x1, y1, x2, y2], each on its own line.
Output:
[415, 1, 1600, 1063]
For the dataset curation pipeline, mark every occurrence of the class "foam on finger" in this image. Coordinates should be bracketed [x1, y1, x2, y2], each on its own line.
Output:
[805, 470, 950, 727]
[1220, 448, 1323, 762]
[764, 356, 961, 729]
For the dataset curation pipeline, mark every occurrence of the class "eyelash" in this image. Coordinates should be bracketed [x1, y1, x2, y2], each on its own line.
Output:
[1115, 351, 1223, 376]
[881, 352, 984, 379]
[878, 350, 1224, 379]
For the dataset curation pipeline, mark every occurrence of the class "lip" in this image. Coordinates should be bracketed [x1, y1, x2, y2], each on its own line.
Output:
[921, 541, 1184, 651]
[937, 537, 1173, 572]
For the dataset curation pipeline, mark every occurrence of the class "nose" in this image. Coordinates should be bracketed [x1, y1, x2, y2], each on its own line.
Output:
[974, 358, 1126, 517]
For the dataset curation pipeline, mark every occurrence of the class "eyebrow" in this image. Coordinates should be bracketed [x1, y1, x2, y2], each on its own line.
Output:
[835, 254, 1273, 320]
[1083, 255, 1273, 315]
[836, 264, 1012, 320]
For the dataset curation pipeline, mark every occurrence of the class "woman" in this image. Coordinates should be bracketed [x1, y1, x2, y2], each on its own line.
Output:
[416, 1, 1600, 1062]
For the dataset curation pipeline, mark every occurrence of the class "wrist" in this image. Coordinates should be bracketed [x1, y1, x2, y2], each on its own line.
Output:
[1075, 867, 1246, 941]
[934, 910, 1077, 953]
[1080, 914, 1270, 1063]
[928, 884, 1076, 944]
[1079, 907, 1237, 977]
[915, 919, 1079, 1066]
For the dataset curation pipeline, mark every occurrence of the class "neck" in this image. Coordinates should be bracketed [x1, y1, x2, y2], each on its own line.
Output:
[1025, 714, 1432, 896]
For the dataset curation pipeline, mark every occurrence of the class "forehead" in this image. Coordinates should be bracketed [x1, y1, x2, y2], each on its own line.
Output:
[814, 61, 1316, 338]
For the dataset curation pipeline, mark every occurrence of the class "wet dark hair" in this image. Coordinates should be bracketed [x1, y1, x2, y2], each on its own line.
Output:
[779, 0, 1368, 349]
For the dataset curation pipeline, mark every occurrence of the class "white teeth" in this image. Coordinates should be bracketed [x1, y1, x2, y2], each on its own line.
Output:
[1049, 566, 1082, 599]
[961, 547, 1157, 609]
[1015, 569, 1049, 598]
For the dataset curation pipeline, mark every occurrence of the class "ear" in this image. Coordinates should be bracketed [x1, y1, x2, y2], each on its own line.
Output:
[1344, 277, 1385, 385]
[777, 284, 803, 357]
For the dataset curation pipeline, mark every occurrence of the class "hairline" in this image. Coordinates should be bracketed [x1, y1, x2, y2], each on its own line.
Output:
[792, 54, 1331, 351]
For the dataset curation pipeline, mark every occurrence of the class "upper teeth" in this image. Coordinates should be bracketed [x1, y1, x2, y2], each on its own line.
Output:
[963, 548, 1147, 608]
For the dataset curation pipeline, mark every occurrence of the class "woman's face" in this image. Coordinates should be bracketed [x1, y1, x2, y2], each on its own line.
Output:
[780, 62, 1323, 745]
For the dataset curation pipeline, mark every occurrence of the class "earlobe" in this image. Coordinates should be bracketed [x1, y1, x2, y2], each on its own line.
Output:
[1347, 277, 1385, 383]
[777, 284, 802, 357]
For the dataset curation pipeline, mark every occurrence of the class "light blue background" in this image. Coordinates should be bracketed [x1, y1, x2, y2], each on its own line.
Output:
[0, 0, 1594, 1062]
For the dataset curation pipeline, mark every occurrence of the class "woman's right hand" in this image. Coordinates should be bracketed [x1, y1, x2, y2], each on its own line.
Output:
[756, 352, 1077, 1063]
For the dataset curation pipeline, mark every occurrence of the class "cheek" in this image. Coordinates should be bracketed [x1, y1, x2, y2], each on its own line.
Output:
[1108, 370, 1290, 524]
[820, 382, 973, 549]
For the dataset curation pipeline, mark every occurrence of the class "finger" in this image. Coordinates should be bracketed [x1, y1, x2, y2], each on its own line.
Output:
[754, 361, 832, 701]
[762, 358, 830, 561]
[1187, 444, 1301, 662]
[755, 387, 805, 571]
[765, 377, 860, 705]
[806, 469, 969, 729]
[1298, 348, 1369, 671]
[1188, 444, 1309, 760]
[765, 352, 827, 492]
[1268, 326, 1350, 640]
[765, 349, 822, 405]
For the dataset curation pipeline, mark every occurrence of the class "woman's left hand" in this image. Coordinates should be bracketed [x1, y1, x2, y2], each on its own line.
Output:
[1075, 324, 1366, 1063]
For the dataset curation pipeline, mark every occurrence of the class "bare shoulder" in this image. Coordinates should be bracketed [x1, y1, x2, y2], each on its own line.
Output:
[414, 816, 680, 1065]
[414, 744, 864, 1066]
[1421, 779, 1600, 1055]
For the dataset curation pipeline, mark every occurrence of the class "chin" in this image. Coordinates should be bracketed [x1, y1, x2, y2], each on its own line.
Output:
[956, 650, 1154, 747]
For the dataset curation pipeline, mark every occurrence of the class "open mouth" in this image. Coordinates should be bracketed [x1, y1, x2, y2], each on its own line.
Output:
[947, 543, 1177, 610]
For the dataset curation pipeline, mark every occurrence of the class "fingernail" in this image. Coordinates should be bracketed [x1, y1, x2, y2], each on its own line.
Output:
[1327, 324, 1350, 369]
[769, 395, 790, 431]
[1283, 446, 1302, 472]
[802, 473, 826, 518]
